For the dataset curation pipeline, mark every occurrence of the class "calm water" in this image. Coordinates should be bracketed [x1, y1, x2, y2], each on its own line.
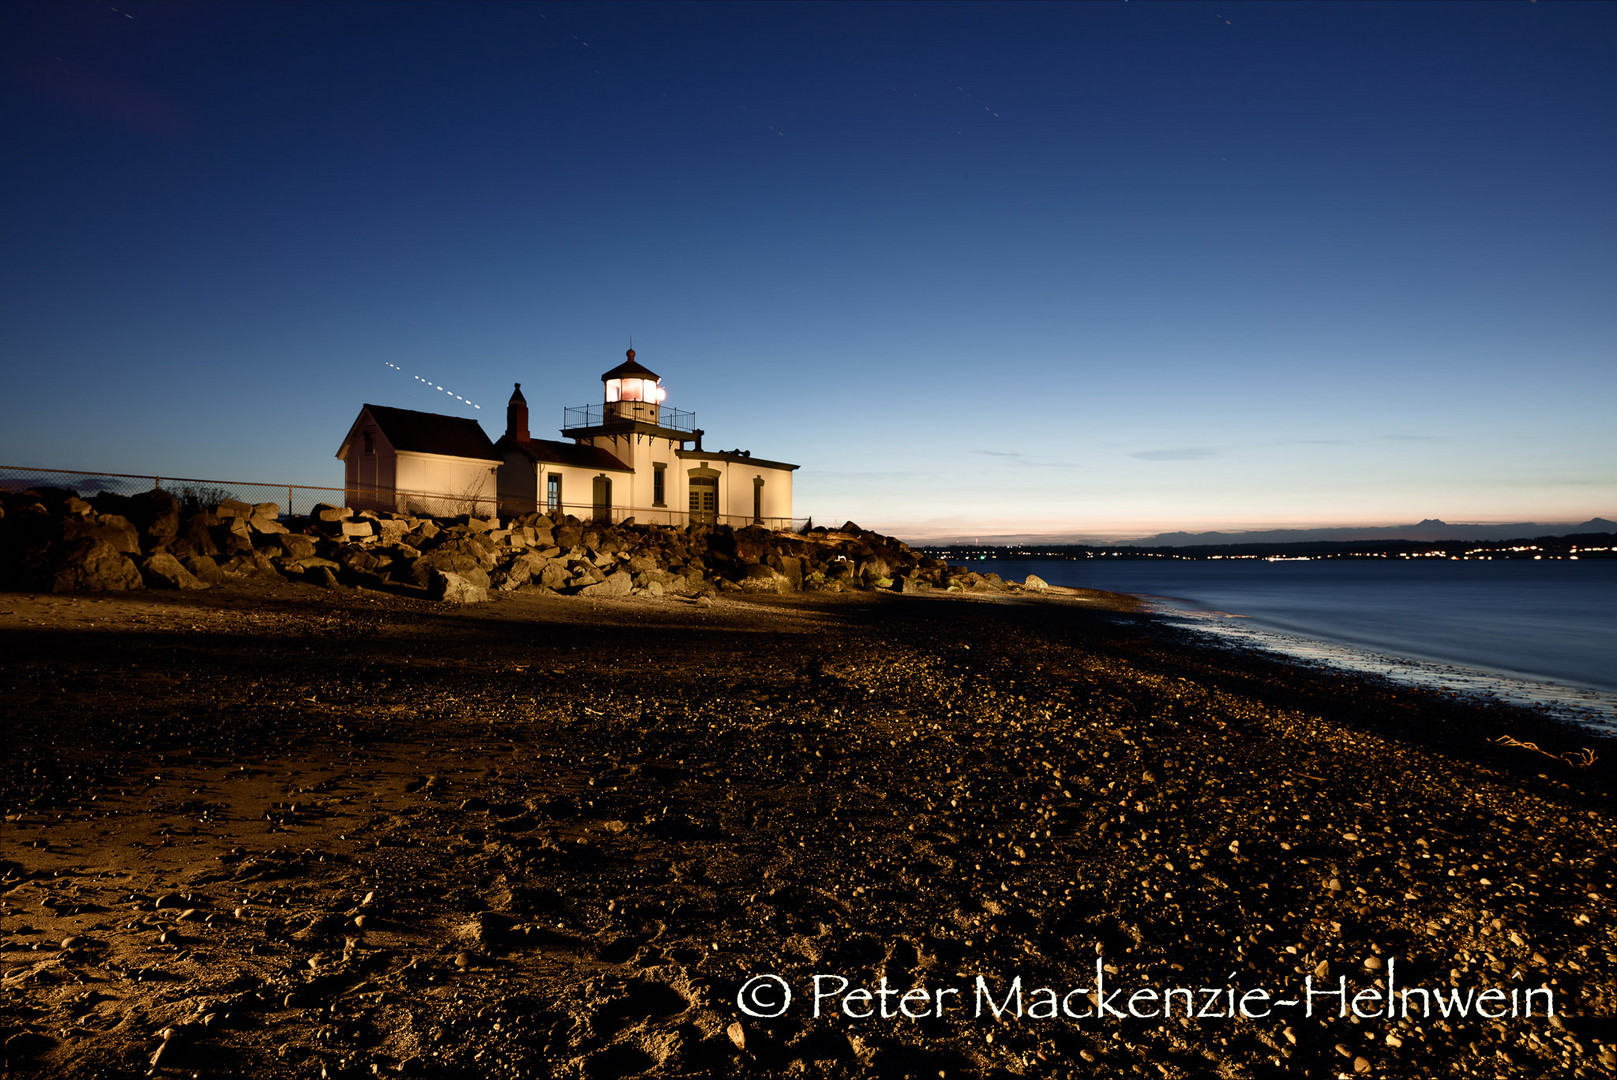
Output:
[970, 558, 1617, 731]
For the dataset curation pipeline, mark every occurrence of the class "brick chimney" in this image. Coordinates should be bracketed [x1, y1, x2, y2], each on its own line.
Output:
[507, 383, 529, 442]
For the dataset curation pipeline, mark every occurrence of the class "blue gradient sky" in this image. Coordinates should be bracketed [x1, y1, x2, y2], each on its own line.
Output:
[4, 2, 1613, 540]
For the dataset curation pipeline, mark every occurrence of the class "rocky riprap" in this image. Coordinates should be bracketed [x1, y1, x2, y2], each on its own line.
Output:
[0, 487, 1018, 602]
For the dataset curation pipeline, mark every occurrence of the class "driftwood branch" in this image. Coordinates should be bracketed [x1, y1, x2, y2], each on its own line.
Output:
[1493, 735, 1599, 769]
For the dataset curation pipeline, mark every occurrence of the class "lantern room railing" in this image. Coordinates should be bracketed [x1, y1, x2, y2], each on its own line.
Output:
[561, 402, 698, 433]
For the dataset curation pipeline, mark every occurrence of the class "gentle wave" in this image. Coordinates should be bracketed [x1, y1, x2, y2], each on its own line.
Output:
[971, 558, 1617, 733]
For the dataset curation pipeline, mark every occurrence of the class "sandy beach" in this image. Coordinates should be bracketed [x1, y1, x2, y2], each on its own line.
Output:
[2, 582, 1613, 1079]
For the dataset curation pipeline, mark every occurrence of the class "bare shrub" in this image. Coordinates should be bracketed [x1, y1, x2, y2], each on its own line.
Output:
[172, 483, 236, 515]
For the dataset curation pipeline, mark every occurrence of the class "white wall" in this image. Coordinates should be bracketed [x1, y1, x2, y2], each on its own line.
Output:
[574, 433, 690, 526]
[394, 452, 498, 516]
[340, 415, 397, 513]
[677, 452, 796, 527]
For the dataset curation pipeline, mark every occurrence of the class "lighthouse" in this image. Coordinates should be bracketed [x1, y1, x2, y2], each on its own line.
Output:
[600, 349, 666, 425]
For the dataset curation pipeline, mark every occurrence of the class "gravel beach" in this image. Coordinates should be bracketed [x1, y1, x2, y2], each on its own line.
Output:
[2, 583, 1613, 1079]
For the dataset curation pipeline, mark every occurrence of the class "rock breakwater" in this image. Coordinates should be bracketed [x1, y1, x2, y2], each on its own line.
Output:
[0, 487, 1021, 602]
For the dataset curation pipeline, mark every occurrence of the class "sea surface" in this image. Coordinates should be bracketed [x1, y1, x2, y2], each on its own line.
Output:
[968, 557, 1617, 733]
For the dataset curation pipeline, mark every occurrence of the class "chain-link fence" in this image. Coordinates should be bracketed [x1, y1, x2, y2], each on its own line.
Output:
[2, 465, 813, 531]
[0, 465, 351, 517]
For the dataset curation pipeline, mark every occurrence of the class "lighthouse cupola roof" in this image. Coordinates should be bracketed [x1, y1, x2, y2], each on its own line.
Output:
[601, 348, 659, 383]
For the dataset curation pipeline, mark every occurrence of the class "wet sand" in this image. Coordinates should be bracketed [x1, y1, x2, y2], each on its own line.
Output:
[2, 583, 1614, 1079]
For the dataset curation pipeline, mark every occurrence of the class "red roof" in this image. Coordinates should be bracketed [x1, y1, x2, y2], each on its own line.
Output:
[500, 435, 632, 473]
[346, 404, 500, 461]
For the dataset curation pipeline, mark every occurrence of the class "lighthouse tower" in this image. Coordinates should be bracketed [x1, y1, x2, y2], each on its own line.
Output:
[600, 349, 666, 425]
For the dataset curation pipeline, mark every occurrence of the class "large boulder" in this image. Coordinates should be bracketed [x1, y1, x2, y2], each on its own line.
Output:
[494, 551, 549, 591]
[740, 564, 794, 593]
[62, 514, 140, 555]
[857, 556, 892, 585]
[128, 489, 183, 545]
[90, 489, 181, 547]
[217, 531, 256, 559]
[141, 552, 209, 590]
[554, 519, 583, 550]
[175, 511, 221, 557]
[702, 525, 737, 564]
[51, 539, 143, 593]
[427, 535, 497, 569]
[578, 569, 632, 598]
[408, 553, 489, 591]
[335, 544, 388, 574]
[430, 569, 488, 604]
[278, 533, 318, 560]
[771, 554, 804, 588]
[182, 554, 226, 585]
[220, 551, 282, 580]
[374, 518, 411, 543]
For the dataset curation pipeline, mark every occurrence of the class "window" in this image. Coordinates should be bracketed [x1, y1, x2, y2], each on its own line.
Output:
[653, 464, 666, 507]
[753, 477, 764, 524]
[546, 473, 561, 512]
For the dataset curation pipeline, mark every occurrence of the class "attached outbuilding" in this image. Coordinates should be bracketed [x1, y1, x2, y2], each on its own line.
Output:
[336, 404, 501, 516]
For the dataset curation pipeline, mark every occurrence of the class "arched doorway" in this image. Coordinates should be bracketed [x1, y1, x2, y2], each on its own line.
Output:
[688, 470, 718, 525]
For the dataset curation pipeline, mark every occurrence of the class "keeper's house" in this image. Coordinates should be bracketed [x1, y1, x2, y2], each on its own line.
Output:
[338, 349, 797, 527]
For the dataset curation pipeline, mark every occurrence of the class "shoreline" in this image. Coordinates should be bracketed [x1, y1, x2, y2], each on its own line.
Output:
[1151, 606, 1617, 735]
[2, 584, 1613, 1078]
[966, 556, 1617, 711]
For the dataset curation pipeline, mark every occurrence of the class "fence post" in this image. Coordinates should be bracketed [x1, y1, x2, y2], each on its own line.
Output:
[288, 486, 294, 517]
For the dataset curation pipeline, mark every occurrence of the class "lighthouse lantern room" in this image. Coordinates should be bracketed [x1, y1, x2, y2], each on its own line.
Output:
[602, 349, 667, 424]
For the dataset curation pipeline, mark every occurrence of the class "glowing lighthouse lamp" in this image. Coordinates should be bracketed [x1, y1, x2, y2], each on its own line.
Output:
[602, 348, 667, 424]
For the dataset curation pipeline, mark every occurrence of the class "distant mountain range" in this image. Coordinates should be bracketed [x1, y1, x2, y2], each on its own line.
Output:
[1122, 518, 1616, 547]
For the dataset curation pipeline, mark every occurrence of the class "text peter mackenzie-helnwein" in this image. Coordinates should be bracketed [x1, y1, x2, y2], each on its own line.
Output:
[736, 960, 1556, 1024]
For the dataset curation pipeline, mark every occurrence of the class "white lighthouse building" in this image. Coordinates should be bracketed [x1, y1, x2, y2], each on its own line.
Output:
[495, 349, 798, 527]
